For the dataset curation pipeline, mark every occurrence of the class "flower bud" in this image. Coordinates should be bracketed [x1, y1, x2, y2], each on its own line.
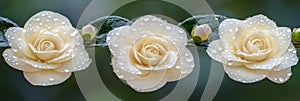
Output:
[81, 24, 97, 43]
[292, 28, 300, 42]
[191, 24, 212, 45]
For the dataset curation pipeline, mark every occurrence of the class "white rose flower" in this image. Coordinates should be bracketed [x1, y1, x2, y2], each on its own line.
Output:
[207, 14, 298, 83]
[107, 15, 194, 92]
[2, 11, 91, 86]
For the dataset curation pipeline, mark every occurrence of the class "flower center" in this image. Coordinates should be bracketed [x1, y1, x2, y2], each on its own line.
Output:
[132, 35, 170, 66]
[251, 39, 263, 50]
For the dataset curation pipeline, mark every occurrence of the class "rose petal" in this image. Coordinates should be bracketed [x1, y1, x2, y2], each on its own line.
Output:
[113, 46, 144, 75]
[206, 40, 224, 63]
[267, 68, 292, 84]
[20, 58, 60, 69]
[3, 49, 40, 72]
[219, 19, 243, 51]
[51, 26, 81, 46]
[33, 32, 65, 51]
[272, 44, 298, 71]
[245, 58, 282, 70]
[45, 44, 71, 63]
[132, 76, 168, 92]
[236, 49, 271, 61]
[111, 57, 147, 80]
[135, 51, 178, 70]
[23, 70, 71, 86]
[166, 59, 182, 81]
[178, 47, 194, 79]
[132, 15, 188, 47]
[24, 11, 72, 30]
[243, 14, 278, 32]
[54, 46, 91, 73]
[23, 27, 48, 44]
[5, 27, 37, 60]
[271, 27, 292, 57]
[126, 70, 167, 92]
[29, 44, 59, 61]
[222, 50, 248, 63]
[107, 26, 131, 57]
[224, 65, 267, 83]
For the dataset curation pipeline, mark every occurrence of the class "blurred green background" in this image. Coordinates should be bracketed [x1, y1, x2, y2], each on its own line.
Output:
[1, 0, 300, 101]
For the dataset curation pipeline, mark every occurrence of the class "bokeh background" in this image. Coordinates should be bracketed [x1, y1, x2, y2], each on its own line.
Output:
[1, 0, 300, 101]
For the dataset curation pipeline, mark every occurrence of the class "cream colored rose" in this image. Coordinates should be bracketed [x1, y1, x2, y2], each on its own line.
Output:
[107, 15, 194, 92]
[2, 11, 91, 86]
[207, 15, 298, 83]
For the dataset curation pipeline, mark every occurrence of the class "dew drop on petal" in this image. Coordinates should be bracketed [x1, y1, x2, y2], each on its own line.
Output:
[287, 72, 292, 76]
[49, 78, 55, 82]
[186, 58, 193, 62]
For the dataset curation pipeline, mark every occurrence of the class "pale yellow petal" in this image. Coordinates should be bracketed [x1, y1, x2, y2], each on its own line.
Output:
[272, 44, 298, 71]
[3, 49, 40, 72]
[24, 70, 71, 86]
[271, 27, 292, 57]
[29, 44, 59, 61]
[218, 19, 243, 51]
[24, 11, 72, 30]
[5, 27, 37, 60]
[245, 58, 282, 70]
[242, 14, 278, 32]
[132, 15, 188, 47]
[224, 65, 267, 83]
[126, 70, 167, 92]
[178, 47, 194, 79]
[111, 57, 145, 80]
[267, 68, 292, 84]
[206, 40, 225, 63]
[54, 46, 91, 73]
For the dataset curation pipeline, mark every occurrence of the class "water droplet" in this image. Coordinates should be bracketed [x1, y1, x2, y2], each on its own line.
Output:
[131, 28, 137, 31]
[118, 75, 124, 78]
[228, 62, 233, 66]
[143, 18, 149, 21]
[116, 33, 120, 36]
[53, 18, 58, 21]
[212, 50, 217, 53]
[279, 77, 284, 82]
[165, 26, 172, 30]
[181, 71, 188, 74]
[293, 50, 297, 54]
[185, 53, 189, 57]
[62, 22, 66, 25]
[178, 30, 184, 33]
[287, 72, 292, 76]
[64, 70, 70, 72]
[218, 47, 223, 51]
[35, 18, 40, 21]
[175, 66, 181, 69]
[49, 78, 55, 81]
[186, 58, 193, 62]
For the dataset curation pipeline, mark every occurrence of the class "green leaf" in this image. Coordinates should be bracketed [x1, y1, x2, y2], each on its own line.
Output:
[89, 16, 132, 47]
[178, 14, 227, 47]
[0, 16, 19, 48]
